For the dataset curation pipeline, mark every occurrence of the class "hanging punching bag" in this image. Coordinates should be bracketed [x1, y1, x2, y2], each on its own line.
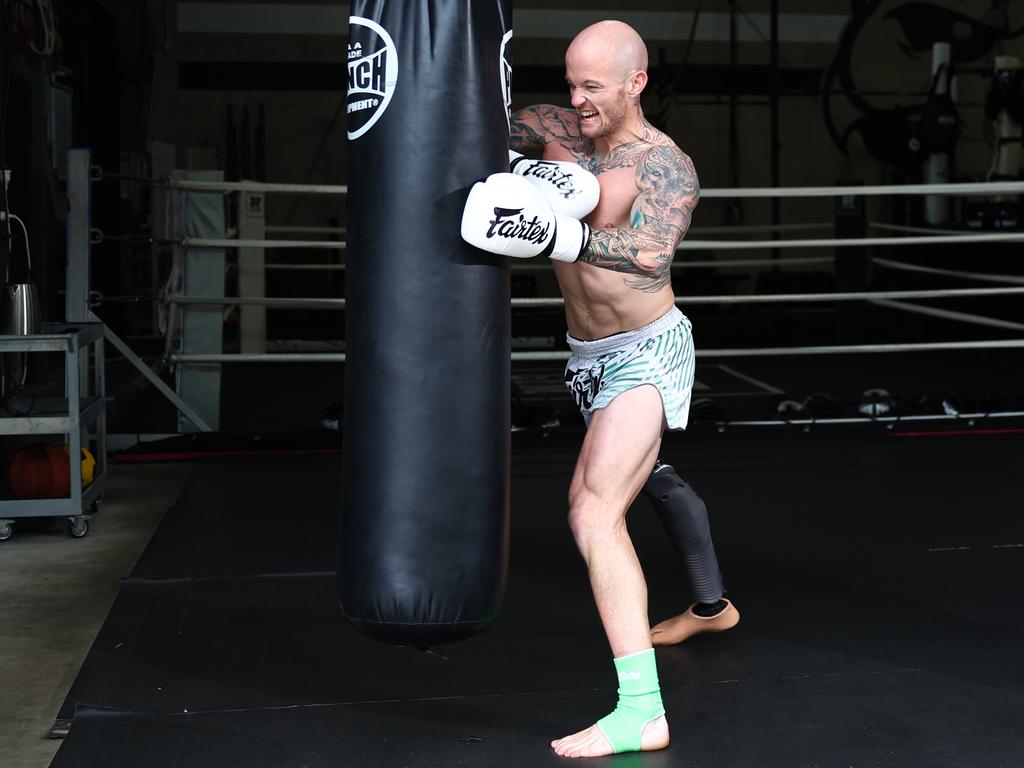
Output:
[340, 0, 513, 645]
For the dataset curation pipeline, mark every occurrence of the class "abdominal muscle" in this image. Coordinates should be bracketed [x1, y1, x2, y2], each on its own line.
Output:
[549, 162, 675, 341]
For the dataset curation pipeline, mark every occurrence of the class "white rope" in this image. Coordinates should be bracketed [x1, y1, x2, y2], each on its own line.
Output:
[872, 257, 1024, 286]
[265, 263, 345, 271]
[699, 181, 1024, 198]
[513, 339, 1024, 360]
[265, 225, 346, 235]
[688, 222, 832, 235]
[868, 221, 980, 236]
[184, 237, 346, 250]
[679, 231, 1024, 250]
[264, 256, 835, 271]
[171, 338, 1024, 364]
[869, 299, 1024, 332]
[510, 256, 835, 270]
[515, 286, 1024, 308]
[167, 296, 343, 309]
[723, 411, 1024, 427]
[168, 180, 349, 195]
[167, 285, 1024, 310]
[165, 178, 1024, 199]
[180, 231, 1024, 254]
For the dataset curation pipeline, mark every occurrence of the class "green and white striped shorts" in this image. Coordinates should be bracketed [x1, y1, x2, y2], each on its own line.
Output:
[564, 307, 695, 431]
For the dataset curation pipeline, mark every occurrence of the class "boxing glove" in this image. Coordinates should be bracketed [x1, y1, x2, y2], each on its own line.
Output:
[461, 173, 591, 263]
[509, 150, 600, 219]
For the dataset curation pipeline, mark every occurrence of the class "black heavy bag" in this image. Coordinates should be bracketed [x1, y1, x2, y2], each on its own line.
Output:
[340, 0, 513, 645]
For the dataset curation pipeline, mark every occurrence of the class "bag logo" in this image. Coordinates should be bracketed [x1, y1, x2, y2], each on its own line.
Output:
[347, 17, 398, 140]
[500, 29, 513, 132]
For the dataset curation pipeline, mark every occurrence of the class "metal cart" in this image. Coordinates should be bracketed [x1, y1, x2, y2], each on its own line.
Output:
[0, 323, 107, 540]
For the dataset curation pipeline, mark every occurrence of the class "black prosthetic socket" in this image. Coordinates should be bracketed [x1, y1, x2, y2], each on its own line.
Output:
[693, 599, 728, 617]
[642, 460, 725, 605]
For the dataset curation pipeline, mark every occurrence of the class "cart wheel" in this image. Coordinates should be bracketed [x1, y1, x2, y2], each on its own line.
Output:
[69, 517, 89, 538]
[0, 522, 12, 541]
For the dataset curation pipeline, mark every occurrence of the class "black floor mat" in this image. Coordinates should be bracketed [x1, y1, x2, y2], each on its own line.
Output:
[52, 432, 1024, 766]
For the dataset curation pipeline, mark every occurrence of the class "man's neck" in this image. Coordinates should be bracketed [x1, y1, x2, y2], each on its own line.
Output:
[592, 108, 651, 156]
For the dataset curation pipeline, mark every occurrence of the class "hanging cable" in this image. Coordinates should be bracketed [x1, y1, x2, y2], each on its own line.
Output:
[8, 212, 31, 275]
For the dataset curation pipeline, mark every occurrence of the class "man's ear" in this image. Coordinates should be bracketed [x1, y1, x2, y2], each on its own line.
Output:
[627, 70, 648, 99]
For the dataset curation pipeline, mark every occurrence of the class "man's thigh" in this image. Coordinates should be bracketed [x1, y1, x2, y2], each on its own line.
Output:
[573, 384, 665, 508]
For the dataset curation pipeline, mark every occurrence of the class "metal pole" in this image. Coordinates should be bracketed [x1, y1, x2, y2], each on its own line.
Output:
[770, 0, 780, 257]
[66, 150, 92, 323]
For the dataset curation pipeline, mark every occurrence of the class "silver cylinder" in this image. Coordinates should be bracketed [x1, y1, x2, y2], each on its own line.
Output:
[2, 282, 41, 335]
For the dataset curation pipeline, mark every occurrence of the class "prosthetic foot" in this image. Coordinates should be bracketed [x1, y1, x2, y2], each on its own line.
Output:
[651, 598, 740, 646]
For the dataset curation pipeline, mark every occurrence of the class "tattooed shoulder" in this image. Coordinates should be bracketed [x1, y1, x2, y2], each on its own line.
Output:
[635, 144, 699, 206]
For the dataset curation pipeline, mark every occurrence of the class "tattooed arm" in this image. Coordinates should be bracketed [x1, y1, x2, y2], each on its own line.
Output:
[509, 105, 587, 154]
[580, 146, 699, 293]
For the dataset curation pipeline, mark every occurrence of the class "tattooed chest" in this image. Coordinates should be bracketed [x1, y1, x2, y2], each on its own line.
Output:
[580, 142, 658, 175]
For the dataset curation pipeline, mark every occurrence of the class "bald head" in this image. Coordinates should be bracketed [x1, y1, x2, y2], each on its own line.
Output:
[567, 20, 648, 80]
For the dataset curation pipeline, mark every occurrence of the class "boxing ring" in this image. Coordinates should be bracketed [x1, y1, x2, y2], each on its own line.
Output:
[43, 151, 1024, 766]
[80, 165, 1024, 434]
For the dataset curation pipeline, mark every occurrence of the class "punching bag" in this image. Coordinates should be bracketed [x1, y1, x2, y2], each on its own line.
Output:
[340, 0, 513, 645]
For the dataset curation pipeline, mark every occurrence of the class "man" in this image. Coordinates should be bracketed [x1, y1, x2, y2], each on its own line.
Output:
[462, 20, 737, 758]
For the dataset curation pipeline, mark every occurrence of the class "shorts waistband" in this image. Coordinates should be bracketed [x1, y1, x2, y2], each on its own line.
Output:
[566, 306, 684, 359]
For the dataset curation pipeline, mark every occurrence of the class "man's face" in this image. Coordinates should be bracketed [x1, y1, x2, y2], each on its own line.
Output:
[564, 47, 630, 141]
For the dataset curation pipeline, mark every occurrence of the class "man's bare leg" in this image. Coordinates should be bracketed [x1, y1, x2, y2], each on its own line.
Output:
[551, 385, 670, 758]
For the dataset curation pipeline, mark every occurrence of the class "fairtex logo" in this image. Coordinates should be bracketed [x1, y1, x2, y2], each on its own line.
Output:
[618, 671, 641, 682]
[520, 161, 582, 200]
[487, 207, 551, 244]
[347, 17, 398, 140]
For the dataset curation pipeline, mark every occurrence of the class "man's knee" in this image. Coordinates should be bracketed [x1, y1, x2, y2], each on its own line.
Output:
[567, 486, 626, 547]
[641, 463, 711, 543]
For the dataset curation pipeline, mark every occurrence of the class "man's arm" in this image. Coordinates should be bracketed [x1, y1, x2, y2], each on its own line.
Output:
[510, 105, 585, 153]
[580, 146, 698, 293]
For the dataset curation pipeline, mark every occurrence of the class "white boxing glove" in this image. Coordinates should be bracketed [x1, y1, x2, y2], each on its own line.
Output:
[461, 173, 591, 263]
[509, 150, 600, 220]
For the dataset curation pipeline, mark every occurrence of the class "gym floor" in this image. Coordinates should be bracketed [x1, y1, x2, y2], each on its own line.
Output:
[4, 422, 1021, 767]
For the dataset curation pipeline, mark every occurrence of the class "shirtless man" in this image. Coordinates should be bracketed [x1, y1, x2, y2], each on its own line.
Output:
[462, 20, 737, 758]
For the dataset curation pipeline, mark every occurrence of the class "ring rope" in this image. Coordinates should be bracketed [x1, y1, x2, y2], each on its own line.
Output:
[178, 231, 1024, 253]
[515, 286, 1024, 308]
[688, 222, 832, 235]
[168, 296, 342, 309]
[165, 286, 1024, 310]
[868, 221, 986, 236]
[265, 225, 347, 235]
[168, 180, 349, 195]
[868, 299, 1024, 332]
[679, 231, 1024, 250]
[871, 257, 1024, 286]
[262, 256, 836, 272]
[698, 181, 1024, 199]
[163, 178, 1024, 198]
[720, 411, 1024, 428]
[266, 263, 345, 271]
[184, 237, 346, 250]
[168, 339, 1024, 365]
[511, 339, 1024, 360]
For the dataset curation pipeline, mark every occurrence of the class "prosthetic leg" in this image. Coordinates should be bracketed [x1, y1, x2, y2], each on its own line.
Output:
[642, 460, 740, 644]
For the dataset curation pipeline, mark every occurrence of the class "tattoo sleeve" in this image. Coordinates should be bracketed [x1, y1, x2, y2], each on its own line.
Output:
[509, 105, 589, 156]
[579, 146, 699, 293]
[509, 106, 548, 151]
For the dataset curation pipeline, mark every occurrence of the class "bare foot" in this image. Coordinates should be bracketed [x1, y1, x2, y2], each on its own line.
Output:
[651, 598, 740, 646]
[551, 715, 669, 758]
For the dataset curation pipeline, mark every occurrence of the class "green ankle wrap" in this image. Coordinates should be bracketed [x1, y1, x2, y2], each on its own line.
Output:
[595, 648, 665, 753]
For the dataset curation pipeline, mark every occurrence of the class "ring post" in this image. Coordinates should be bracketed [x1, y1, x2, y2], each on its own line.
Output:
[835, 189, 866, 343]
[339, 0, 513, 645]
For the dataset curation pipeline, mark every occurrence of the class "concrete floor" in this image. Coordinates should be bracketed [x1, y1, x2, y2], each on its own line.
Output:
[0, 462, 191, 768]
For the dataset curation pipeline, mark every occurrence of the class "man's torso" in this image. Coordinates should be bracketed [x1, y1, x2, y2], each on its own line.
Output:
[542, 114, 678, 340]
